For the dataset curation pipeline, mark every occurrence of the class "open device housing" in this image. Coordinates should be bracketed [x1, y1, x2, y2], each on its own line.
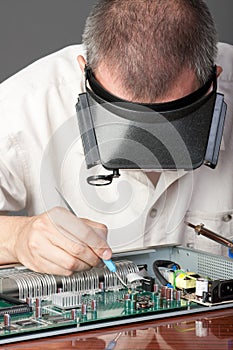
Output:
[0, 245, 232, 344]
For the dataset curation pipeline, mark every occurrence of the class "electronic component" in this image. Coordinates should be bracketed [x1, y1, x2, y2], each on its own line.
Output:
[15, 319, 38, 327]
[195, 278, 209, 298]
[182, 278, 233, 305]
[51, 292, 82, 309]
[0, 245, 232, 345]
[209, 279, 233, 303]
[141, 277, 155, 292]
[0, 293, 32, 316]
[172, 271, 200, 290]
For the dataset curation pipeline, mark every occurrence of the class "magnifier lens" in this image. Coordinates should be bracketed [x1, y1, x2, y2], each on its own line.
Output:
[87, 175, 113, 186]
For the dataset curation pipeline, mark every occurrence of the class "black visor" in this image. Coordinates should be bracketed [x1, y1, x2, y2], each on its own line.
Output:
[76, 66, 227, 185]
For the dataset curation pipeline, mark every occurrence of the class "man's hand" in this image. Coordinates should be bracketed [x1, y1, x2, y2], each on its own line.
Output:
[1, 207, 111, 275]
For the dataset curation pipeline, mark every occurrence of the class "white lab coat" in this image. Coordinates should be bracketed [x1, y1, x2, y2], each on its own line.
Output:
[0, 43, 232, 256]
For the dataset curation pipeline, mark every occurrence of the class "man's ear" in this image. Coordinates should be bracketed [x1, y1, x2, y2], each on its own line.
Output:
[77, 55, 87, 73]
[216, 65, 223, 77]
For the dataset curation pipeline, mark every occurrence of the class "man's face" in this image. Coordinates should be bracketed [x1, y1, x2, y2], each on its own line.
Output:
[94, 62, 200, 103]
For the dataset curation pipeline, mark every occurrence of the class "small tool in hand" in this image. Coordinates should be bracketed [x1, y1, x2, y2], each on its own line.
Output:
[55, 188, 128, 288]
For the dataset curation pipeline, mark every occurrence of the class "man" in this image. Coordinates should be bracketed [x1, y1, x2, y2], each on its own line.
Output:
[0, 0, 232, 276]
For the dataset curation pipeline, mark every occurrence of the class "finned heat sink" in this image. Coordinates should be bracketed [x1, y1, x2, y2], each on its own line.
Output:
[0, 260, 138, 299]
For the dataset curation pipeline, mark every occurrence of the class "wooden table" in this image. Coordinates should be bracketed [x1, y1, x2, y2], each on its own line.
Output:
[3, 308, 233, 350]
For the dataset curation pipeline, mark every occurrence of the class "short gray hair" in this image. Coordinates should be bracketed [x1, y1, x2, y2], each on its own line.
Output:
[82, 0, 217, 102]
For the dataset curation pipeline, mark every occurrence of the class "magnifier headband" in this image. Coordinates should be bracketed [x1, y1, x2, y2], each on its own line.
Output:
[85, 65, 216, 111]
[76, 65, 227, 185]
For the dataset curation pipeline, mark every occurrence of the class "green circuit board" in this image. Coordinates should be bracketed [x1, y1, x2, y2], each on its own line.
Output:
[0, 288, 200, 343]
[1, 251, 232, 345]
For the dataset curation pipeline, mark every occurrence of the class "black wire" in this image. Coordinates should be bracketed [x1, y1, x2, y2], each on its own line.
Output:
[152, 260, 181, 286]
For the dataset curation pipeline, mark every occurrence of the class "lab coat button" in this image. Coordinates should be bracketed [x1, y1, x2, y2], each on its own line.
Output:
[222, 214, 232, 222]
[150, 208, 157, 218]
[186, 242, 194, 249]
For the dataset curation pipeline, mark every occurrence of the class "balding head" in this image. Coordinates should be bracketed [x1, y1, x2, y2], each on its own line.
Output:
[82, 0, 217, 102]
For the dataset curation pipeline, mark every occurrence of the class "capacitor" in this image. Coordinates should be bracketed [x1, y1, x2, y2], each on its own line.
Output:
[71, 309, 77, 321]
[166, 288, 173, 301]
[35, 297, 41, 308]
[4, 314, 11, 328]
[196, 278, 209, 299]
[161, 286, 167, 299]
[124, 299, 136, 312]
[26, 296, 32, 307]
[99, 282, 104, 292]
[81, 303, 87, 316]
[130, 292, 138, 301]
[152, 291, 159, 302]
[174, 290, 181, 302]
[153, 284, 159, 294]
[91, 299, 97, 311]
[152, 293, 160, 309]
[36, 306, 42, 319]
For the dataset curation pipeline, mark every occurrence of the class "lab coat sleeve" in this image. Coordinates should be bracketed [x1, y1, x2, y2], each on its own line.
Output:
[0, 134, 27, 211]
[0, 44, 84, 213]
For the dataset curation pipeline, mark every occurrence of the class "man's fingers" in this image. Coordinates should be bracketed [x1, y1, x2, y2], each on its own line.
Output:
[81, 218, 108, 238]
[46, 226, 102, 267]
[16, 207, 112, 275]
[49, 207, 112, 259]
[29, 248, 91, 276]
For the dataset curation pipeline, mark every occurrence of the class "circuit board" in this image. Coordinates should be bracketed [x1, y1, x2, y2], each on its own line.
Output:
[0, 246, 232, 344]
[0, 289, 196, 342]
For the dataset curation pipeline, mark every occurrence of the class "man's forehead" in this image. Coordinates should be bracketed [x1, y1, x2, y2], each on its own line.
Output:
[94, 64, 200, 104]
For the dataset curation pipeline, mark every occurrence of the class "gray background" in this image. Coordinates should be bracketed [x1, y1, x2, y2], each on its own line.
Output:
[0, 0, 232, 82]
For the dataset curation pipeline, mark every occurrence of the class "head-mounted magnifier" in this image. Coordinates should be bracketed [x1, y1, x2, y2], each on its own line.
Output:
[76, 65, 227, 186]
